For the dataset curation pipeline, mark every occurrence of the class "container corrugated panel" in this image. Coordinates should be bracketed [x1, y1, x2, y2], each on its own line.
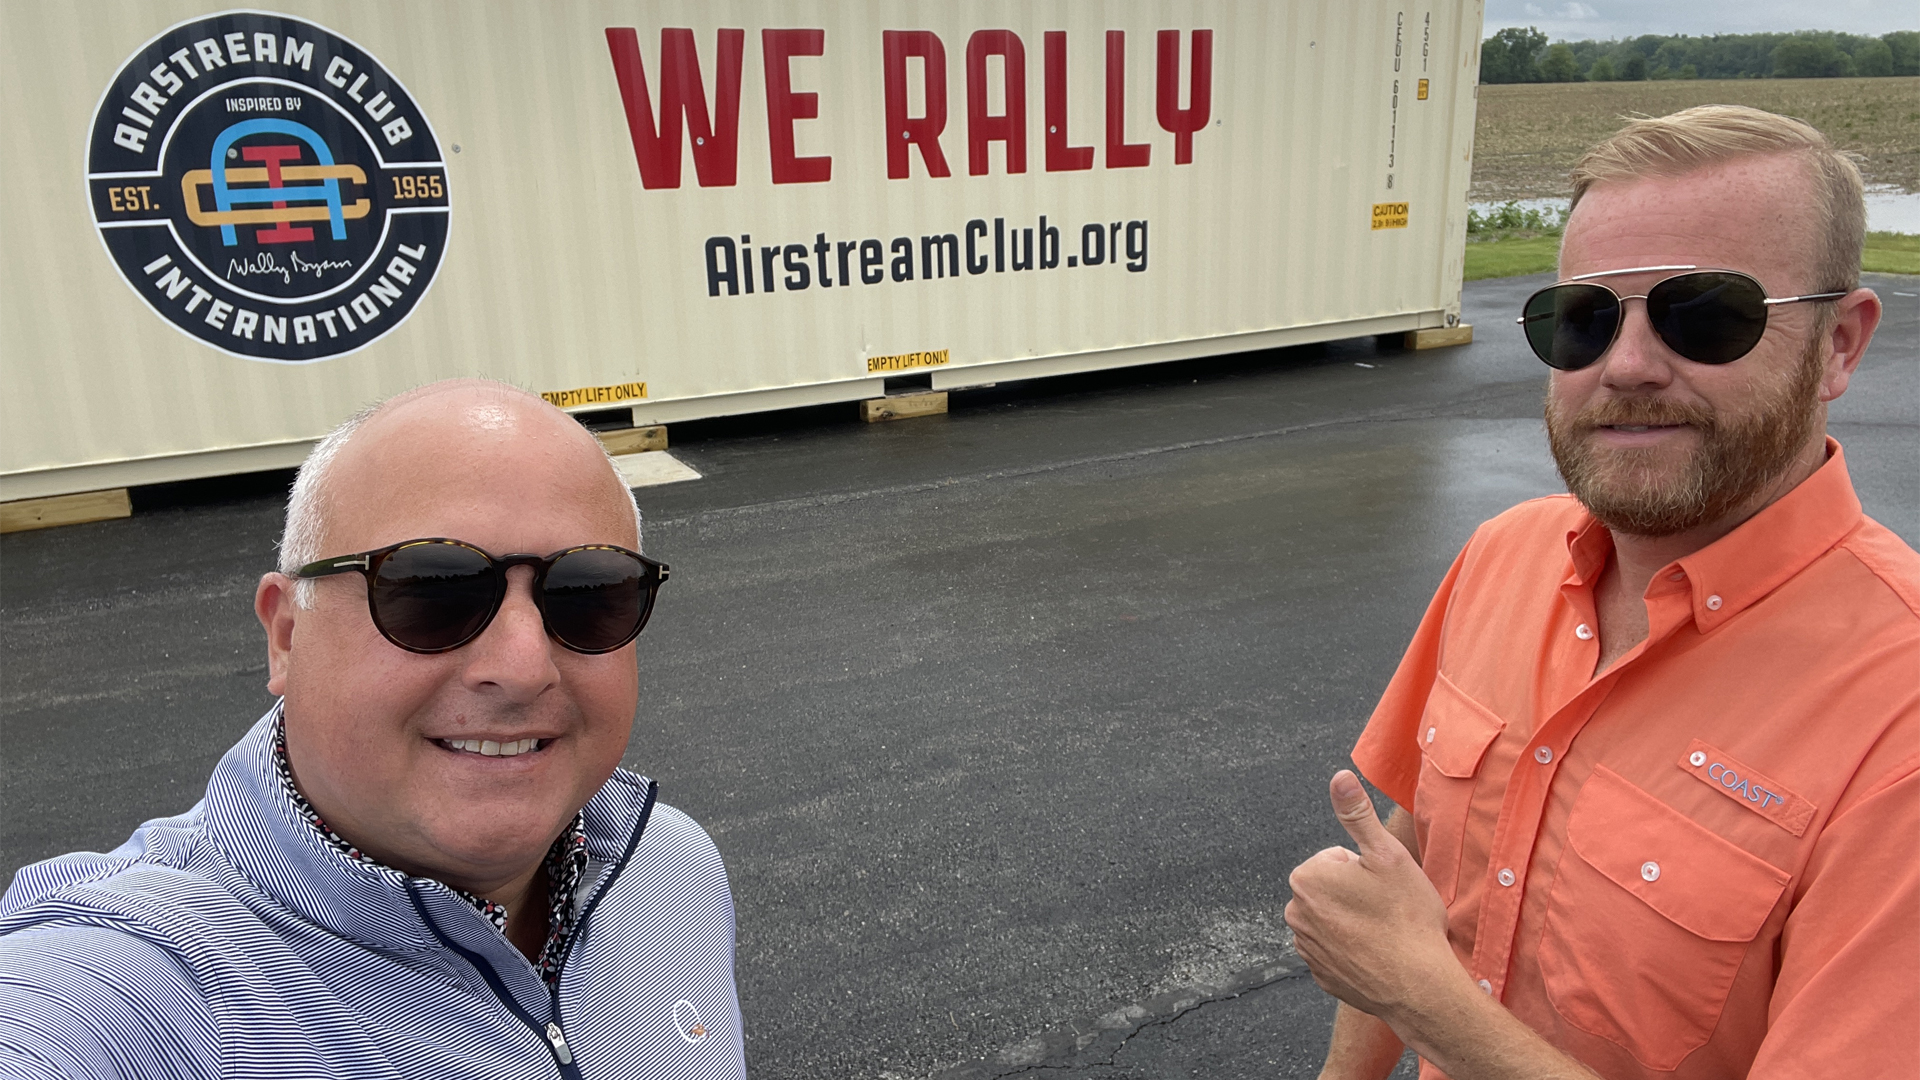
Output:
[0, 0, 1482, 499]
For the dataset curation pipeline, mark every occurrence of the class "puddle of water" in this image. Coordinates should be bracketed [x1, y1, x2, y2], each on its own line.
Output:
[1468, 197, 1568, 224]
[1470, 188, 1919, 235]
[1864, 187, 1920, 234]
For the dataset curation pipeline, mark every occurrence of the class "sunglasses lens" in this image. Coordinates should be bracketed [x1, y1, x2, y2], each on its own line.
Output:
[1523, 284, 1619, 370]
[1648, 272, 1767, 364]
[542, 548, 651, 653]
[369, 542, 499, 652]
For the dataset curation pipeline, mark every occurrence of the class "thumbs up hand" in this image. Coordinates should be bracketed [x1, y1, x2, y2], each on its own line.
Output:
[1285, 771, 1457, 1024]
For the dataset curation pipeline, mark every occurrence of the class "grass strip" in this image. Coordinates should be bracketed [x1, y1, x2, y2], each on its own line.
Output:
[1465, 232, 1919, 281]
[1464, 237, 1561, 281]
[1863, 232, 1919, 275]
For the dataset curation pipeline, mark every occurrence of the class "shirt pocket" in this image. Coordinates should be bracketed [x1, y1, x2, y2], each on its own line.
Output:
[1414, 673, 1505, 905]
[1539, 765, 1789, 1071]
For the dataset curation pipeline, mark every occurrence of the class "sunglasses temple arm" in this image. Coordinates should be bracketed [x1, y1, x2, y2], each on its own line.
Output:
[1762, 292, 1850, 306]
[290, 556, 371, 579]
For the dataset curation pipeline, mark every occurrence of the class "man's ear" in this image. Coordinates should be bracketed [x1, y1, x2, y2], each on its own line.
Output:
[256, 573, 299, 697]
[1818, 287, 1882, 403]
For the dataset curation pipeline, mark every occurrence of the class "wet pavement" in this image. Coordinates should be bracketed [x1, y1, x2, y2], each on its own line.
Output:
[3, 274, 1915, 1078]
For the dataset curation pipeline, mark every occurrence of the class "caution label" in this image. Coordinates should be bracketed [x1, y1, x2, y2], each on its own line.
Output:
[1371, 203, 1411, 230]
[866, 349, 950, 373]
[541, 381, 648, 408]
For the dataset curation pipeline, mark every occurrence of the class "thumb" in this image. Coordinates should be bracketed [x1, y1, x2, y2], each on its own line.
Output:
[1329, 770, 1397, 860]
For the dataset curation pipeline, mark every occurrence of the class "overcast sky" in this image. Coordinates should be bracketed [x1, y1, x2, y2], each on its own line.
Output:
[1485, 0, 1919, 40]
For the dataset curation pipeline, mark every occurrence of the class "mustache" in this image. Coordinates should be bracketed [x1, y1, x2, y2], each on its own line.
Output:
[1562, 397, 1717, 431]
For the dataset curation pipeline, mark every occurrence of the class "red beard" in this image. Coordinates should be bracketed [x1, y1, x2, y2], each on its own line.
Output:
[1545, 340, 1824, 537]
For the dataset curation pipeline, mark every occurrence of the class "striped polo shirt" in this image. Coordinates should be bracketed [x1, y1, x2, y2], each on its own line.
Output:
[0, 707, 745, 1079]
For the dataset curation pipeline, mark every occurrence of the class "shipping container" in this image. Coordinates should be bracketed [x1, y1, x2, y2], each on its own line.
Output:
[0, 1, 1483, 502]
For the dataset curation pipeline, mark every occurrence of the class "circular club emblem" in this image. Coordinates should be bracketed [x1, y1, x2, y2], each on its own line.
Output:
[87, 11, 449, 362]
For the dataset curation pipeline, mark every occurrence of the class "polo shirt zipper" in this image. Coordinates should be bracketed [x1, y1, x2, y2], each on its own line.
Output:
[545, 1021, 575, 1065]
[545, 779, 657, 1073]
[407, 779, 659, 1079]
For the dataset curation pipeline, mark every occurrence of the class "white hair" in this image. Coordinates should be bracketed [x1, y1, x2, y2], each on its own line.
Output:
[277, 382, 645, 607]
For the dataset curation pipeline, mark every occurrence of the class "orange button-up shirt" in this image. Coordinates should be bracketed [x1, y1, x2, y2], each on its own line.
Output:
[1353, 441, 1919, 1079]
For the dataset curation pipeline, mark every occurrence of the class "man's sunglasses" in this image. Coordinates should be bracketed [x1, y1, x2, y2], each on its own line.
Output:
[1517, 265, 1846, 371]
[292, 538, 668, 654]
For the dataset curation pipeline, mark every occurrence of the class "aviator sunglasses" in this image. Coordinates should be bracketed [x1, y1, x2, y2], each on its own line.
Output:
[1517, 265, 1846, 371]
[293, 538, 668, 654]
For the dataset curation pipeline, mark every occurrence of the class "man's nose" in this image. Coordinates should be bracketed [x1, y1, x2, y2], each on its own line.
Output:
[1597, 296, 1679, 392]
[460, 565, 559, 702]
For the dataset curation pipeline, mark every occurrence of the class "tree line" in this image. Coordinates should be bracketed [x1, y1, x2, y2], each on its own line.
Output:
[1480, 28, 1920, 83]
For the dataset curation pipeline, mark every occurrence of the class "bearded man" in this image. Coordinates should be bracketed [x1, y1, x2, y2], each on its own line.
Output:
[1286, 106, 1916, 1079]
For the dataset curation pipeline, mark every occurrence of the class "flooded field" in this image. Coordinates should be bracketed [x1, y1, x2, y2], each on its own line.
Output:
[1472, 77, 1920, 205]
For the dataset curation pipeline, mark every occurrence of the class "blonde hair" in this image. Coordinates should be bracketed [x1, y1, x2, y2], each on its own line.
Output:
[278, 381, 643, 607]
[1570, 105, 1865, 294]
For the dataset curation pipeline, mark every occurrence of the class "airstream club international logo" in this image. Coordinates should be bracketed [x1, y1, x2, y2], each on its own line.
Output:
[87, 12, 449, 362]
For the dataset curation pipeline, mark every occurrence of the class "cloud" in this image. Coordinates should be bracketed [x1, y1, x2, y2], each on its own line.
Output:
[1484, 0, 1919, 38]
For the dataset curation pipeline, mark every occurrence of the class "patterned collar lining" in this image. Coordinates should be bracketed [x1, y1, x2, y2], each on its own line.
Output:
[270, 714, 589, 987]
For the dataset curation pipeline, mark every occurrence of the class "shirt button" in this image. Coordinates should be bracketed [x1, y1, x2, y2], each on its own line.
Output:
[1478, 979, 1493, 994]
[1498, 868, 1516, 887]
[1574, 623, 1594, 640]
[1426, 727, 1436, 744]
[1706, 594, 1723, 611]
[1641, 861, 1661, 882]
[1535, 745, 1554, 764]
[1689, 750, 1707, 767]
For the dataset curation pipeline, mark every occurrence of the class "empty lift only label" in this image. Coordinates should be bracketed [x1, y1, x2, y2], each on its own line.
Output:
[1372, 202, 1410, 229]
[541, 382, 650, 408]
[867, 349, 949, 373]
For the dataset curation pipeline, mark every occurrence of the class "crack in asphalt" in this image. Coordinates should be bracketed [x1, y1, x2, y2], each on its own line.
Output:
[993, 984, 1295, 1080]
[932, 957, 1314, 1080]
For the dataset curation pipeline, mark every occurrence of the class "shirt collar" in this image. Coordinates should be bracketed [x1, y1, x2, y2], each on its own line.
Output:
[192, 706, 656, 1016]
[1562, 438, 1863, 630]
[267, 705, 589, 985]
[1674, 438, 1861, 629]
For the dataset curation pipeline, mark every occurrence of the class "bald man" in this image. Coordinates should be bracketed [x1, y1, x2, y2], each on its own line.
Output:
[0, 382, 745, 1079]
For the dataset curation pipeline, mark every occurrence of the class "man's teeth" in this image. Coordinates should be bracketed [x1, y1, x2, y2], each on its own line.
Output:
[441, 738, 542, 757]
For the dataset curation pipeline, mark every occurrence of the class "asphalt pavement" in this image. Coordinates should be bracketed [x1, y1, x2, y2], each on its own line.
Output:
[3, 273, 1915, 1078]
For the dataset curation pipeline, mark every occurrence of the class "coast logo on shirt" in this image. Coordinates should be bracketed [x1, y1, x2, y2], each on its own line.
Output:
[1678, 739, 1815, 836]
[86, 11, 450, 362]
[672, 999, 710, 1044]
